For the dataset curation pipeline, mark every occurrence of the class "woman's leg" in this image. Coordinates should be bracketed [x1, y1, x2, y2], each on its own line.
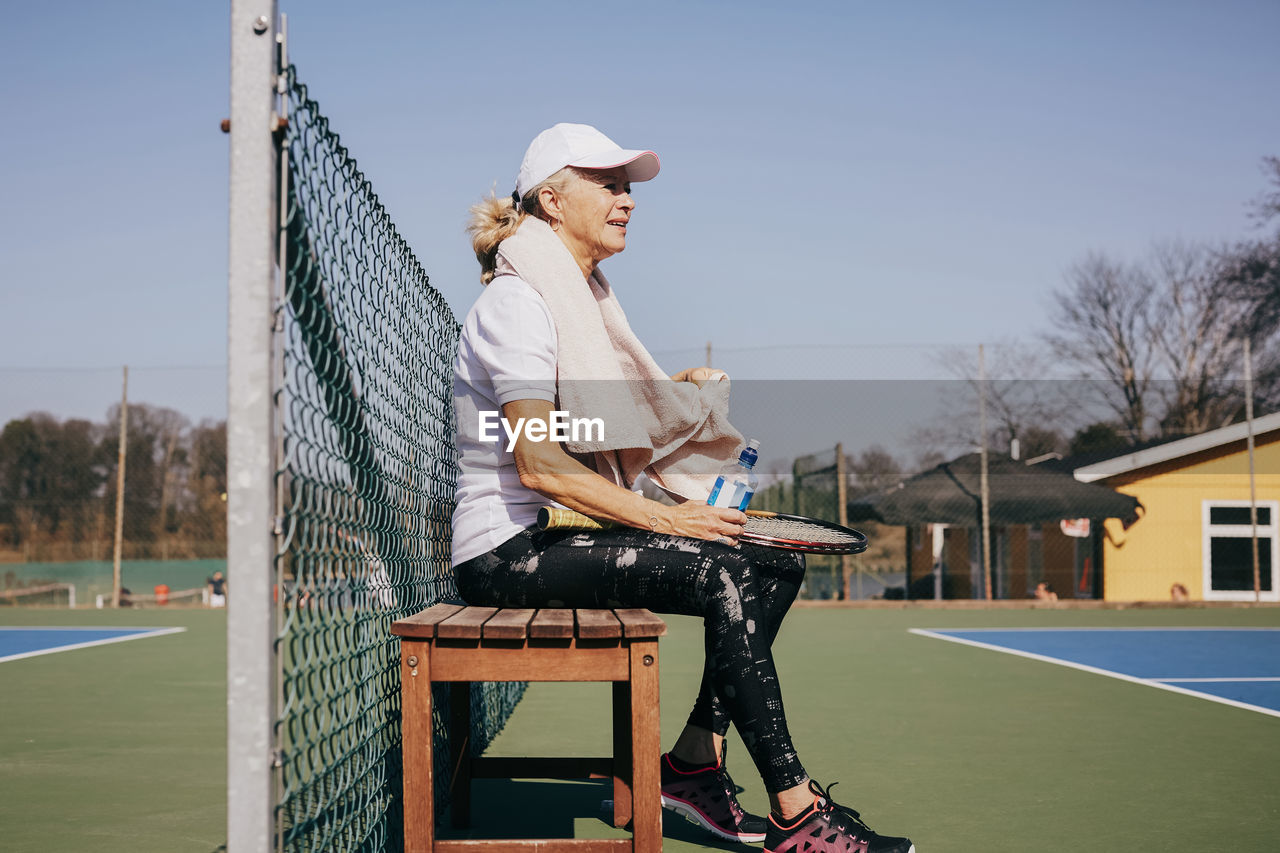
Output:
[454, 527, 808, 794]
[680, 543, 806, 753]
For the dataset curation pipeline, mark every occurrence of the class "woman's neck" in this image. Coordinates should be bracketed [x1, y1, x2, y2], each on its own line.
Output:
[552, 226, 596, 280]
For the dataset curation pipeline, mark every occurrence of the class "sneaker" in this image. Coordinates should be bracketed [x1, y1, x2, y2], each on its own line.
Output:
[764, 780, 914, 853]
[660, 750, 769, 843]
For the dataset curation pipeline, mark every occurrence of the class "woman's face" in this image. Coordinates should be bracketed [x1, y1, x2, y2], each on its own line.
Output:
[552, 167, 635, 273]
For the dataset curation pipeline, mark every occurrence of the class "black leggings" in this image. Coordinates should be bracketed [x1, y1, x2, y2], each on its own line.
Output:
[453, 526, 808, 793]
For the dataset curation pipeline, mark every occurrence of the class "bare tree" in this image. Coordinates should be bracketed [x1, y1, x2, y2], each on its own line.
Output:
[1148, 241, 1251, 435]
[918, 341, 1079, 459]
[1049, 234, 1277, 442]
[1047, 253, 1155, 442]
[1219, 157, 1280, 409]
[846, 445, 903, 498]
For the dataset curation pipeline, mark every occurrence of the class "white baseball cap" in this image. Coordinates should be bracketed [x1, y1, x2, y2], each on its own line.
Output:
[515, 123, 660, 198]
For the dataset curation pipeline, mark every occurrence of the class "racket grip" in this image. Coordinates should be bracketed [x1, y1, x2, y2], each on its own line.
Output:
[537, 507, 615, 531]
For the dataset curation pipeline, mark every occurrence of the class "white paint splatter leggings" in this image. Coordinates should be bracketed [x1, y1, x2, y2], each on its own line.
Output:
[453, 525, 809, 792]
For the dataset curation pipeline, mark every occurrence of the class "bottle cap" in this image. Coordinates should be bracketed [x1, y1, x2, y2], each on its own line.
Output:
[739, 439, 760, 468]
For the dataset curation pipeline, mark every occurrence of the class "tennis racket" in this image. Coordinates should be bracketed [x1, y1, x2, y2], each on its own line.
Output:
[537, 506, 868, 555]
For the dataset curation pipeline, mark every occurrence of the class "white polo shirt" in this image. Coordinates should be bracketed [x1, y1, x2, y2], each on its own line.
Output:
[451, 274, 560, 565]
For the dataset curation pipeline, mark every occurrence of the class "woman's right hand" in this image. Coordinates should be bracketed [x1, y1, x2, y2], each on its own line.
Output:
[658, 502, 747, 546]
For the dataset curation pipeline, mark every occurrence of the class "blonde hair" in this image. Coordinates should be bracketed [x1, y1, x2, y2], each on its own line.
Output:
[467, 168, 581, 284]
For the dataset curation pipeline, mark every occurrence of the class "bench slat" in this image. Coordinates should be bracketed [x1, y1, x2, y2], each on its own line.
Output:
[614, 609, 668, 639]
[437, 606, 500, 639]
[530, 609, 575, 639]
[390, 602, 466, 638]
[435, 839, 631, 852]
[575, 609, 622, 640]
[482, 609, 536, 640]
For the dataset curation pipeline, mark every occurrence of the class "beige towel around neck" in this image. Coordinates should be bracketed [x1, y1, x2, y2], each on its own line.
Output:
[493, 216, 743, 501]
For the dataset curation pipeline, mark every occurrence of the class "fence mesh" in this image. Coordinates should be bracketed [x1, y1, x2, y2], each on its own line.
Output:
[274, 64, 524, 853]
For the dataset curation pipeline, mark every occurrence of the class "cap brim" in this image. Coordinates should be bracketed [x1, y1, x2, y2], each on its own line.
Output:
[569, 149, 661, 183]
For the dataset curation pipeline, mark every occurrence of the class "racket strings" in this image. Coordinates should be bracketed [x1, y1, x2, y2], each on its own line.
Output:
[746, 517, 861, 545]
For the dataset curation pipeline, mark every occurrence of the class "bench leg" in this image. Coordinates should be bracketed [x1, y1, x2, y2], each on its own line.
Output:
[450, 681, 473, 828]
[401, 642, 434, 853]
[629, 639, 661, 853]
[611, 680, 633, 828]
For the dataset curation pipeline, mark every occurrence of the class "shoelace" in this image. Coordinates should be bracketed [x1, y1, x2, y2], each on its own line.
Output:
[718, 766, 747, 816]
[810, 779, 875, 835]
[715, 742, 748, 818]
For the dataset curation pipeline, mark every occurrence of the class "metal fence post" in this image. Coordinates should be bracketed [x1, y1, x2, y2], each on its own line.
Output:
[227, 2, 280, 851]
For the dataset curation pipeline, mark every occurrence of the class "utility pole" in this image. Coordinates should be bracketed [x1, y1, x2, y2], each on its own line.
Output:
[835, 443, 854, 600]
[705, 340, 712, 368]
[1245, 338, 1260, 602]
[112, 366, 129, 608]
[978, 345, 993, 601]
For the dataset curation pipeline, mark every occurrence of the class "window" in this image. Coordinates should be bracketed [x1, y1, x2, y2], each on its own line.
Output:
[1202, 500, 1279, 602]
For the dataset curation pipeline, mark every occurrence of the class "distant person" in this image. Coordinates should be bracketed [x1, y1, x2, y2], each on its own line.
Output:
[118, 587, 132, 608]
[1170, 582, 1189, 602]
[207, 571, 227, 608]
[1033, 582, 1058, 602]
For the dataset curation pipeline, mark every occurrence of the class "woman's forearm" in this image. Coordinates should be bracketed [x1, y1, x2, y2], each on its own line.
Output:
[503, 399, 745, 542]
[517, 442, 668, 531]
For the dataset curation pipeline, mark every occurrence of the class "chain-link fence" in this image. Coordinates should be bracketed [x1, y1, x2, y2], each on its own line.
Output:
[270, 63, 524, 852]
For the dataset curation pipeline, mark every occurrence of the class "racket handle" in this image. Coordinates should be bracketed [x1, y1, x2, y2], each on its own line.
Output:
[539, 505, 772, 531]
[537, 507, 618, 531]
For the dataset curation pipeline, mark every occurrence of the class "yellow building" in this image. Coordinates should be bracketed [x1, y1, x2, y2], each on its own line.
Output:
[1075, 413, 1280, 602]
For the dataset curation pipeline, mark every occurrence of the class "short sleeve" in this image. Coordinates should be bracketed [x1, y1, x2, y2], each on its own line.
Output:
[463, 275, 557, 405]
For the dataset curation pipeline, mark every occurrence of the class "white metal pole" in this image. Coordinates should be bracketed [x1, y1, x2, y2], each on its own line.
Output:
[978, 344, 992, 600]
[1244, 338, 1260, 602]
[111, 366, 128, 608]
[932, 523, 946, 600]
[227, 2, 280, 851]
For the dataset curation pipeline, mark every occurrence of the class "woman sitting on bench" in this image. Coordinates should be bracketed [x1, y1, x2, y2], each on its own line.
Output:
[450, 123, 914, 853]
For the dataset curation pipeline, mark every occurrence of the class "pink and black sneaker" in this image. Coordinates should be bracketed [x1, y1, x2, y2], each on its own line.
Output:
[764, 780, 914, 853]
[660, 750, 768, 843]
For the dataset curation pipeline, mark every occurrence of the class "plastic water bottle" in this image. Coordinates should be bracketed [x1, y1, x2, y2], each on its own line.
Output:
[707, 440, 760, 511]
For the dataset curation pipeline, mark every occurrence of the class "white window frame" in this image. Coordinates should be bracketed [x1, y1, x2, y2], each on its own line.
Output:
[1201, 500, 1280, 602]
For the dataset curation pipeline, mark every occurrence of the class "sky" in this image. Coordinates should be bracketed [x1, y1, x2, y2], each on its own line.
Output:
[1, 0, 1278, 457]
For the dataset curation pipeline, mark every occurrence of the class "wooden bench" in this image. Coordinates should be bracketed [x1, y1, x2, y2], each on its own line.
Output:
[392, 604, 668, 853]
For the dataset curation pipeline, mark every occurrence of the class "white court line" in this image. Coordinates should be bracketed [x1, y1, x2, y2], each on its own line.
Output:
[1152, 677, 1280, 683]
[911, 626, 1280, 632]
[0, 627, 186, 664]
[908, 628, 1280, 720]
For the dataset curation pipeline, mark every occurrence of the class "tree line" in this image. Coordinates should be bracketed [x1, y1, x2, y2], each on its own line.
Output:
[0, 405, 227, 563]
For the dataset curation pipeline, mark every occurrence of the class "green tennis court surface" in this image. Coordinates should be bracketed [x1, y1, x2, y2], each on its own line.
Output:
[2, 606, 1276, 852]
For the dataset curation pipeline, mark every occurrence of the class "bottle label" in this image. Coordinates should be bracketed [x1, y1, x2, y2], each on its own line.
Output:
[707, 476, 727, 507]
[737, 489, 755, 511]
[708, 476, 745, 509]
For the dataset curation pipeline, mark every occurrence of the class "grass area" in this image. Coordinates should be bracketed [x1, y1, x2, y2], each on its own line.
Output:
[469, 607, 1280, 853]
[1, 605, 1277, 852]
[0, 608, 225, 853]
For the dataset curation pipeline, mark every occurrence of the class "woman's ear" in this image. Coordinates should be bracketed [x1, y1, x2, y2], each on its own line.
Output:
[538, 186, 563, 228]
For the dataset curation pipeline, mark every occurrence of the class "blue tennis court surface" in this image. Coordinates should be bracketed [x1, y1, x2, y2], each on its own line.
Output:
[0, 627, 185, 663]
[910, 627, 1280, 718]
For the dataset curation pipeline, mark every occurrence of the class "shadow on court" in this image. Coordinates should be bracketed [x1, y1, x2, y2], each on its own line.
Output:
[438, 777, 746, 850]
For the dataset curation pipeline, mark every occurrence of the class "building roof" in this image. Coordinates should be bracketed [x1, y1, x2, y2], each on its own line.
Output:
[847, 452, 1141, 526]
[1074, 411, 1280, 483]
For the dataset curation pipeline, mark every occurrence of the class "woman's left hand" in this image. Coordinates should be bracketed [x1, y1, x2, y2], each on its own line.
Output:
[670, 367, 727, 388]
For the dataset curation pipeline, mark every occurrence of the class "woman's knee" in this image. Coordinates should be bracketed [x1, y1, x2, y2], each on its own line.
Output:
[699, 551, 763, 621]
